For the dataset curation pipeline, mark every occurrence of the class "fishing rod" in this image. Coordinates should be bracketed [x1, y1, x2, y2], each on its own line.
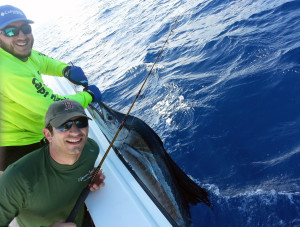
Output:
[66, 17, 179, 222]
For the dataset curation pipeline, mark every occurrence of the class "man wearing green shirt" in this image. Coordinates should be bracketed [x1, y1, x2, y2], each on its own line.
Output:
[0, 99, 105, 227]
[0, 5, 103, 170]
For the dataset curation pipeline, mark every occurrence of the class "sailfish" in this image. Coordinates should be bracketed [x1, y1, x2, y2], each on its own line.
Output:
[88, 102, 211, 226]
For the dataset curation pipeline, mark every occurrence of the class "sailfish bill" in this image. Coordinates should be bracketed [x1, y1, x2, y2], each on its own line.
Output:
[88, 102, 211, 226]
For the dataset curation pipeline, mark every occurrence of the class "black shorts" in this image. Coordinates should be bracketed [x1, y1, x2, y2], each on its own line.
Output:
[0, 142, 43, 171]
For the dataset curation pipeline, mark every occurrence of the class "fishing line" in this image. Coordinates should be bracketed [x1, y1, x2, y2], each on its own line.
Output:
[66, 16, 179, 222]
[94, 17, 178, 176]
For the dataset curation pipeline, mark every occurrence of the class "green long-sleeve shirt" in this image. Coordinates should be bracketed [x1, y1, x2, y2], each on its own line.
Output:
[0, 48, 92, 146]
[0, 138, 99, 227]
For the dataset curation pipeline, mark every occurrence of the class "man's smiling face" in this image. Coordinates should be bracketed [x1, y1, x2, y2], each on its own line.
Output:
[44, 117, 89, 165]
[0, 21, 34, 61]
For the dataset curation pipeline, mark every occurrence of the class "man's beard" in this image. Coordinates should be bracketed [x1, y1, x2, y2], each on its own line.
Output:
[0, 38, 34, 61]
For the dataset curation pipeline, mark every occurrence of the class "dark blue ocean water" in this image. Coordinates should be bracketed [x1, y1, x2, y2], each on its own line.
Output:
[34, 0, 300, 226]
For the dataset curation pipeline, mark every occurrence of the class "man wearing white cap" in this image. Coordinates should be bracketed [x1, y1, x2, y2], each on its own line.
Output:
[0, 5, 103, 171]
[0, 99, 105, 227]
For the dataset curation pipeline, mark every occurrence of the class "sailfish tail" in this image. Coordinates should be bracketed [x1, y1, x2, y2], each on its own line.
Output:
[164, 150, 212, 208]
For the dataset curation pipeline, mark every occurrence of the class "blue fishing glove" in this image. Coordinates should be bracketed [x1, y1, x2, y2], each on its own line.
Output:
[84, 85, 102, 102]
[63, 66, 88, 87]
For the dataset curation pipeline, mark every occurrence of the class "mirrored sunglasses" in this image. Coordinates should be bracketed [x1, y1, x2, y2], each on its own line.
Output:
[0, 24, 32, 37]
[55, 118, 89, 131]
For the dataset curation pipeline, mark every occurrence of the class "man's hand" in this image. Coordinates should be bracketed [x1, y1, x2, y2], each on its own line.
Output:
[49, 220, 76, 227]
[84, 85, 102, 102]
[90, 171, 105, 192]
[63, 66, 88, 87]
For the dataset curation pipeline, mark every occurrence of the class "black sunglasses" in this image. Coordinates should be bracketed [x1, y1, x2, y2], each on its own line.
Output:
[0, 24, 32, 37]
[55, 118, 89, 131]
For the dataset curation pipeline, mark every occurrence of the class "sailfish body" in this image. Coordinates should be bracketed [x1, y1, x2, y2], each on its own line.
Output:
[88, 102, 211, 226]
